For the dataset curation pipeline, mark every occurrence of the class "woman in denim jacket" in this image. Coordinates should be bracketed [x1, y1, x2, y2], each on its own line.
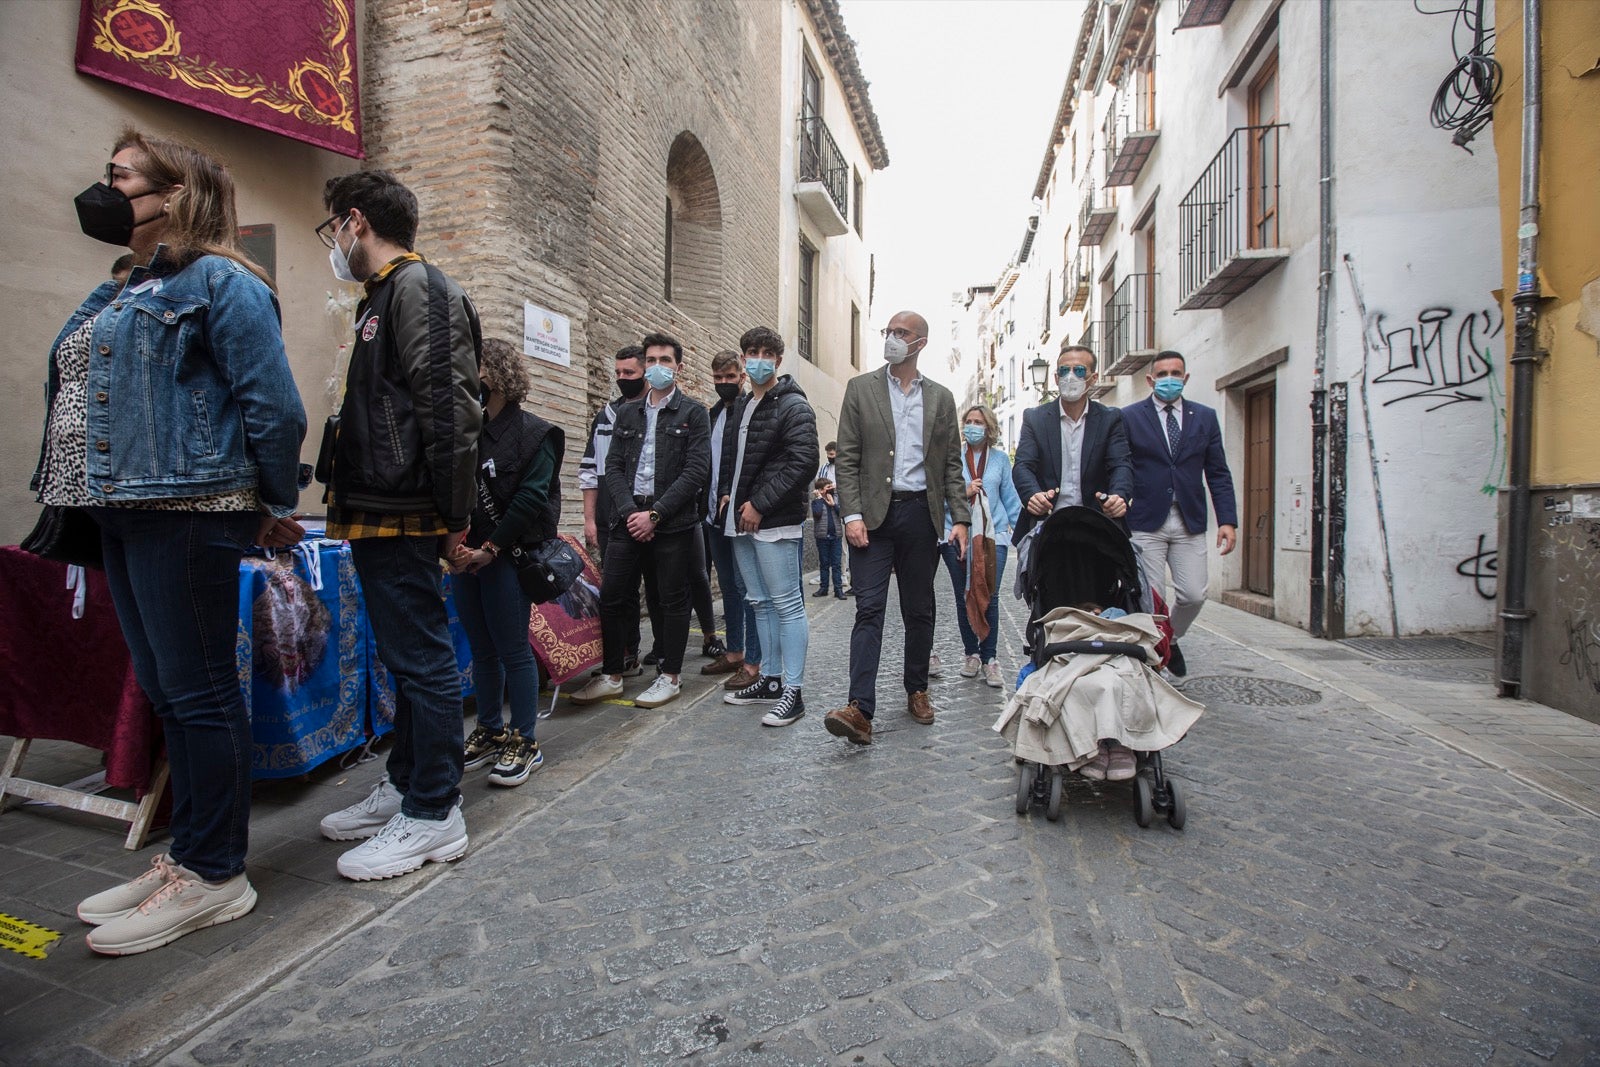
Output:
[33, 129, 306, 956]
[938, 405, 1023, 687]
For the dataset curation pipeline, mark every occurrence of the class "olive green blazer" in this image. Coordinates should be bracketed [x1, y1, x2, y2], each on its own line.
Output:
[835, 365, 970, 535]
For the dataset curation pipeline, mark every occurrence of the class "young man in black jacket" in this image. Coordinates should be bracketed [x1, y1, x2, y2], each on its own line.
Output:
[314, 170, 483, 881]
[572, 333, 710, 709]
[717, 327, 819, 727]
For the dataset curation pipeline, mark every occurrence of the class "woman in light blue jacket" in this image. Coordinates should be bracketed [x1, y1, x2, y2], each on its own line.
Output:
[940, 405, 1023, 687]
[34, 128, 305, 956]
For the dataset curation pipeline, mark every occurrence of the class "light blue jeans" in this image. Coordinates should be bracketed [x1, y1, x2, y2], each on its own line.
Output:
[731, 535, 809, 689]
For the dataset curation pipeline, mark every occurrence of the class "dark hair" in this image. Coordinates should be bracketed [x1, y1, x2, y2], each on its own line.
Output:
[614, 344, 644, 369]
[710, 350, 742, 373]
[1152, 350, 1187, 370]
[323, 170, 419, 249]
[640, 332, 684, 364]
[739, 326, 785, 357]
[825, 441, 837, 452]
[814, 477, 834, 490]
[1058, 344, 1097, 371]
[479, 338, 531, 406]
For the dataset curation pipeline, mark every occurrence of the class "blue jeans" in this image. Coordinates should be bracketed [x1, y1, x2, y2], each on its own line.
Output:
[350, 536, 464, 820]
[94, 508, 258, 882]
[452, 554, 539, 740]
[940, 541, 1009, 662]
[815, 536, 842, 593]
[706, 524, 761, 662]
[731, 535, 808, 688]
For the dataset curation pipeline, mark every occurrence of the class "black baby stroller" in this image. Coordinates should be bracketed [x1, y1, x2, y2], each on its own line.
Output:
[1000, 506, 1193, 829]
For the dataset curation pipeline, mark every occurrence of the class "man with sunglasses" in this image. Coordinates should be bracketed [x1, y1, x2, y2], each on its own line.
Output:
[1012, 343, 1133, 550]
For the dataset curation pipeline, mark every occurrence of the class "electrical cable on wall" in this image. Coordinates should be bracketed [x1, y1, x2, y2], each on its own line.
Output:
[1415, 0, 1502, 152]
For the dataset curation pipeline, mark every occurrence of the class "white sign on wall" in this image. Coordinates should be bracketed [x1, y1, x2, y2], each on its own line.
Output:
[1286, 478, 1308, 549]
[523, 302, 571, 367]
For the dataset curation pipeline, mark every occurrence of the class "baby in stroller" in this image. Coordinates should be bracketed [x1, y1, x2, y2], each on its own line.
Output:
[995, 506, 1204, 827]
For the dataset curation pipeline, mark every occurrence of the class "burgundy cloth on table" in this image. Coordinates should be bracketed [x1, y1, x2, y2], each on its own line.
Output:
[0, 545, 158, 796]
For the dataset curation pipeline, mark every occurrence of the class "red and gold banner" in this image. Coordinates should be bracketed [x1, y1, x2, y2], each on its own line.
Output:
[75, 0, 363, 158]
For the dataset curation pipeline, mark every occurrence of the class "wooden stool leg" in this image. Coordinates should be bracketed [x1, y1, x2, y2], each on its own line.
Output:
[124, 757, 170, 851]
[0, 737, 33, 810]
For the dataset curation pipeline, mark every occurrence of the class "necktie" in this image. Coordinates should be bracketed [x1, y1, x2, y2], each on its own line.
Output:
[1165, 405, 1180, 456]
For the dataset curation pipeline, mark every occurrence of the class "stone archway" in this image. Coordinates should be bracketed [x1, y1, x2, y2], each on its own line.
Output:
[665, 131, 723, 326]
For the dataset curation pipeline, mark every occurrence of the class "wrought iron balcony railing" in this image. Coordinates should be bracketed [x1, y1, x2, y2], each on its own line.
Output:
[1068, 252, 1092, 312]
[1176, 0, 1235, 29]
[1104, 55, 1158, 187]
[1077, 162, 1118, 247]
[1177, 125, 1289, 310]
[1077, 321, 1098, 359]
[1104, 272, 1157, 375]
[797, 111, 850, 234]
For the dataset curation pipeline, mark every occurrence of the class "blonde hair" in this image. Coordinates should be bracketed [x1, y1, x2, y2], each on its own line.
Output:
[113, 127, 272, 289]
[963, 405, 1000, 448]
[479, 338, 532, 406]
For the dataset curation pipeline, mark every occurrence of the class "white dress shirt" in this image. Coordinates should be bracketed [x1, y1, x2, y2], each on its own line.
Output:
[1055, 402, 1087, 510]
[886, 365, 927, 491]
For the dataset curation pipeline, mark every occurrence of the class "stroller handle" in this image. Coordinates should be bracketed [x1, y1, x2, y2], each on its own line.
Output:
[1038, 640, 1149, 664]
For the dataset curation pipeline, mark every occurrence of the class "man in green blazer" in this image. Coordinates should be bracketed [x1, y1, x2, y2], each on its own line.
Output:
[823, 310, 970, 746]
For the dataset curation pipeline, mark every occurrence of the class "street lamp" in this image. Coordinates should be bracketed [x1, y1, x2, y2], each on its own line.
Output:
[1029, 355, 1053, 401]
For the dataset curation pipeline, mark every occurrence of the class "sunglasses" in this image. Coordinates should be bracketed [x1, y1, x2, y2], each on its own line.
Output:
[1057, 365, 1090, 379]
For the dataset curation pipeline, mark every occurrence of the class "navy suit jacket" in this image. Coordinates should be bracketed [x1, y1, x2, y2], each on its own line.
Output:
[1011, 399, 1134, 543]
[1122, 396, 1238, 534]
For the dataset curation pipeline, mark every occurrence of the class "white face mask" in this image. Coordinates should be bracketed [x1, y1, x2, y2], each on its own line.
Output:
[884, 334, 913, 365]
[328, 219, 359, 283]
[1059, 375, 1089, 402]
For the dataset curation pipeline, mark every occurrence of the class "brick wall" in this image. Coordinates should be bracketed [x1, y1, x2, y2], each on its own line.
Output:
[362, 0, 782, 529]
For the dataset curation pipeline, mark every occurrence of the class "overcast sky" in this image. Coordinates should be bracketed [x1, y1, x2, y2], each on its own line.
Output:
[839, 0, 1087, 388]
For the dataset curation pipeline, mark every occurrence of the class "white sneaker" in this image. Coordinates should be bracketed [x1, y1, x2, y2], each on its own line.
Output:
[320, 778, 404, 841]
[634, 674, 681, 709]
[337, 807, 469, 881]
[86, 867, 256, 956]
[928, 654, 943, 677]
[571, 674, 624, 705]
[959, 654, 981, 678]
[77, 853, 179, 925]
[984, 661, 1004, 688]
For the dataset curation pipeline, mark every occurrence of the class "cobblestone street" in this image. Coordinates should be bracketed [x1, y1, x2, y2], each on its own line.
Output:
[109, 589, 1599, 1066]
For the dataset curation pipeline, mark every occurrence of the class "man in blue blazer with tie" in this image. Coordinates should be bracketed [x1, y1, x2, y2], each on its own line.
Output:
[1012, 343, 1134, 544]
[1123, 350, 1237, 678]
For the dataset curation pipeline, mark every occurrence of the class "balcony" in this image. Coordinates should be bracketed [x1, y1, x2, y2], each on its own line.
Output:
[1077, 321, 1098, 356]
[1177, 125, 1289, 310]
[1176, 0, 1235, 29]
[1104, 56, 1158, 187]
[1077, 167, 1118, 246]
[1104, 272, 1157, 375]
[795, 112, 850, 237]
[1067, 252, 1092, 311]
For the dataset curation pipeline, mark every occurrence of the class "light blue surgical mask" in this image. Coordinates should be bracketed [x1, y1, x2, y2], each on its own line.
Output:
[644, 363, 676, 391]
[1152, 377, 1185, 403]
[745, 357, 776, 385]
[963, 425, 987, 446]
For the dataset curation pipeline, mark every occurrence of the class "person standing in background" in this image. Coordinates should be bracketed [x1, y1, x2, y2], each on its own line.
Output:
[703, 350, 763, 684]
[939, 405, 1022, 688]
[812, 477, 844, 599]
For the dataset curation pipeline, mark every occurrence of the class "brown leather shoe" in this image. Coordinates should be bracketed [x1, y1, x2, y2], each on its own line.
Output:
[907, 690, 935, 725]
[701, 653, 742, 676]
[823, 701, 873, 745]
[723, 662, 761, 690]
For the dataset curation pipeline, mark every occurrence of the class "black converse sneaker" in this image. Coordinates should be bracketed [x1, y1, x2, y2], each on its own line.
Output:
[761, 687, 805, 727]
[723, 675, 783, 705]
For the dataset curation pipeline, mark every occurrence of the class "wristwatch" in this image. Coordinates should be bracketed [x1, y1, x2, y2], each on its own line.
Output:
[648, 509, 662, 525]
[482, 541, 500, 558]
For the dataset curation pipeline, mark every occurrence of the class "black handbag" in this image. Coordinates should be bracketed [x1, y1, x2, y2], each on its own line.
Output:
[20, 505, 103, 569]
[473, 478, 582, 604]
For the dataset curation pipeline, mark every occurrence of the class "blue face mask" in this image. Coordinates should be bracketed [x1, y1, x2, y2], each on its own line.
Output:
[745, 357, 776, 385]
[1152, 377, 1185, 403]
[963, 425, 987, 446]
[644, 363, 676, 391]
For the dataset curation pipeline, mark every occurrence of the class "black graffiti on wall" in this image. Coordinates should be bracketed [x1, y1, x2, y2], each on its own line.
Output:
[1559, 615, 1600, 695]
[1368, 305, 1503, 411]
[1454, 534, 1498, 600]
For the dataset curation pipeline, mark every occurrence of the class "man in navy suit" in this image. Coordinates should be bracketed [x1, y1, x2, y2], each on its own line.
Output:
[1123, 351, 1237, 677]
[1012, 344, 1134, 548]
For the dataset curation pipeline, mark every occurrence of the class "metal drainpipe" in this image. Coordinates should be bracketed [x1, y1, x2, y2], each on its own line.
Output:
[1499, 0, 1541, 698]
[1310, 0, 1334, 638]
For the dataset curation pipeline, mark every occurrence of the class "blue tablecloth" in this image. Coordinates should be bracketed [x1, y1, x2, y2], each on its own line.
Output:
[238, 540, 474, 780]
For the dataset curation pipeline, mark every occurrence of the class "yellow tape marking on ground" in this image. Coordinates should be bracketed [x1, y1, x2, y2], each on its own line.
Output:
[0, 911, 62, 960]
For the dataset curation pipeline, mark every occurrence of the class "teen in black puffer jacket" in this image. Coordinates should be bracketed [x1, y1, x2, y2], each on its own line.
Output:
[717, 374, 819, 527]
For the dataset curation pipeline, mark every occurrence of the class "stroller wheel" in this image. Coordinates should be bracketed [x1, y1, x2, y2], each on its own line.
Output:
[1134, 775, 1155, 828]
[1015, 763, 1036, 815]
[1166, 778, 1186, 830]
[1045, 771, 1065, 822]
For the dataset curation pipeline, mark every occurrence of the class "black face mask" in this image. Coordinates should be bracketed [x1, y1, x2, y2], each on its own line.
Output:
[715, 382, 740, 403]
[617, 377, 646, 400]
[75, 182, 161, 247]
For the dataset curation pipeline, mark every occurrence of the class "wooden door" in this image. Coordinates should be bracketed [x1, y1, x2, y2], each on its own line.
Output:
[1247, 52, 1279, 249]
[1244, 385, 1275, 596]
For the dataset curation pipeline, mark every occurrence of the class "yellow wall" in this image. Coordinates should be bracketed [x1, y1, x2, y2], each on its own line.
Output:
[1494, 0, 1600, 486]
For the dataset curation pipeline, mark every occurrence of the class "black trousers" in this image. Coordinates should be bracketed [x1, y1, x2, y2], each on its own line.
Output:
[601, 524, 695, 676]
[847, 495, 939, 717]
[595, 516, 646, 658]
